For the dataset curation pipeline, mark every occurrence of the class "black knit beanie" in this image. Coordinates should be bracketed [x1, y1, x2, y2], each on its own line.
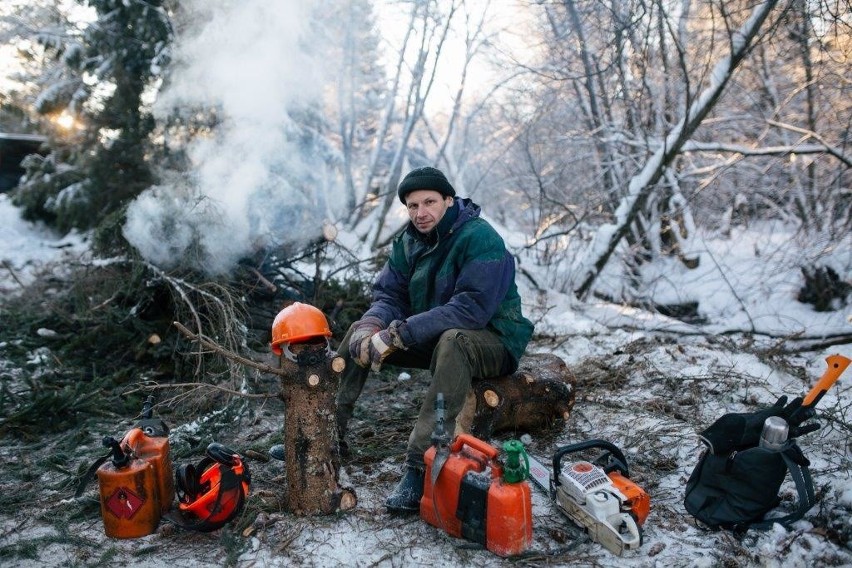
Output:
[397, 166, 456, 204]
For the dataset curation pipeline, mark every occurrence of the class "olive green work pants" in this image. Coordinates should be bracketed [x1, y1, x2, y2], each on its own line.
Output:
[335, 325, 512, 468]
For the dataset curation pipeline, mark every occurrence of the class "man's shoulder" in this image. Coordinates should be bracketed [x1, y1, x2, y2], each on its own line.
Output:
[457, 215, 502, 241]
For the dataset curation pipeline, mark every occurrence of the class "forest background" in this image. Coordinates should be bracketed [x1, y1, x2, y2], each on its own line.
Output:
[0, 1, 850, 566]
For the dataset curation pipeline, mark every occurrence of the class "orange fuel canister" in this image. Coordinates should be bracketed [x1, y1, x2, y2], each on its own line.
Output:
[422, 433, 489, 538]
[421, 434, 532, 557]
[96, 434, 162, 539]
[120, 426, 175, 514]
[95, 396, 176, 538]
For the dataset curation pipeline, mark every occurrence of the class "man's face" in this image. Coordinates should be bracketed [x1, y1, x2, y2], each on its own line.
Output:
[405, 190, 454, 233]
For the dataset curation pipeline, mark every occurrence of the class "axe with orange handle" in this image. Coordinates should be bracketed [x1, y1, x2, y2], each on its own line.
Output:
[697, 354, 850, 454]
[788, 353, 851, 425]
[802, 354, 851, 406]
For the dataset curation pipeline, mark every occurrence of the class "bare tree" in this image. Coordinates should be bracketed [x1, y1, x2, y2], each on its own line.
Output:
[573, 0, 782, 299]
[362, 0, 461, 249]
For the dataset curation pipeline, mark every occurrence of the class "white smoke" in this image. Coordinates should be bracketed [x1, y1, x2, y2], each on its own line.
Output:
[124, 0, 338, 274]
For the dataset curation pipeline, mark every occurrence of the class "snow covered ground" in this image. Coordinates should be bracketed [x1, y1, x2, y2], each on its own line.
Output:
[1, 195, 850, 567]
[0, 194, 88, 296]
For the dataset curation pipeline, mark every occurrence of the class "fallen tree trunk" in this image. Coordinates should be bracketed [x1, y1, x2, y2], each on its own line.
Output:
[279, 343, 356, 515]
[456, 352, 576, 439]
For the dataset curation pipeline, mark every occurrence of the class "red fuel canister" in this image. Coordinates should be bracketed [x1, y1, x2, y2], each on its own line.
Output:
[95, 396, 175, 538]
[421, 434, 532, 557]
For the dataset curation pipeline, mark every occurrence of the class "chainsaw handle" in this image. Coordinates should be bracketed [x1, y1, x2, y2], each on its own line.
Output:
[552, 439, 630, 485]
[451, 434, 499, 461]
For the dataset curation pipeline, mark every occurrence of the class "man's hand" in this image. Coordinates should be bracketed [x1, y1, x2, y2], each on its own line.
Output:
[368, 320, 406, 371]
[348, 316, 384, 368]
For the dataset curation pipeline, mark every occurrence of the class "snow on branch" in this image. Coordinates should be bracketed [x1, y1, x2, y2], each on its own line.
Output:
[573, 0, 781, 300]
[681, 140, 846, 161]
[766, 120, 852, 169]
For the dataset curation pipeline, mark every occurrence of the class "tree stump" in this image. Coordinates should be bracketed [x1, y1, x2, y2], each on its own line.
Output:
[456, 352, 576, 439]
[279, 342, 356, 515]
[798, 265, 851, 312]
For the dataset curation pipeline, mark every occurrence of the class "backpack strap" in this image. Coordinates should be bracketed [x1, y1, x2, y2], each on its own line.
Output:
[747, 444, 816, 531]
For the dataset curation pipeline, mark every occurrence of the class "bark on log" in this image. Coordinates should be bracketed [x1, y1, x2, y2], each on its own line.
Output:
[456, 352, 576, 439]
[279, 342, 356, 515]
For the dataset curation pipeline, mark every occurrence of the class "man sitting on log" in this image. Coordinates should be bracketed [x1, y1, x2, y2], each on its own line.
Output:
[336, 165, 535, 513]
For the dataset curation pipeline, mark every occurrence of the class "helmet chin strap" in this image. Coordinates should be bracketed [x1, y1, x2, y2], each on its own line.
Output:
[281, 340, 334, 365]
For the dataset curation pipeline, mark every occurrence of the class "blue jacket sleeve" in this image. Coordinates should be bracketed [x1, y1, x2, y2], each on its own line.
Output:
[399, 248, 515, 346]
[363, 262, 411, 326]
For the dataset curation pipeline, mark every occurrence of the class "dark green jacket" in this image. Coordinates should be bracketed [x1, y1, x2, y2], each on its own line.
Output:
[364, 198, 534, 368]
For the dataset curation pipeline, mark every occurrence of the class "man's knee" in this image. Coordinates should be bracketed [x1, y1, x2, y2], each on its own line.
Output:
[434, 328, 469, 358]
[432, 328, 510, 379]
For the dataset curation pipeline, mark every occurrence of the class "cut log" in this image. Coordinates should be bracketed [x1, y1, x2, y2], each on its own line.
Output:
[456, 352, 576, 439]
[279, 342, 356, 515]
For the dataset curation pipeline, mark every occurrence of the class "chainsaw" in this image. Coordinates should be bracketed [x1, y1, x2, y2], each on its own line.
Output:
[527, 439, 649, 556]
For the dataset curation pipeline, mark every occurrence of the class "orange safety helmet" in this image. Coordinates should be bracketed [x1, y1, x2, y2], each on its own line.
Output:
[175, 443, 250, 532]
[270, 302, 332, 356]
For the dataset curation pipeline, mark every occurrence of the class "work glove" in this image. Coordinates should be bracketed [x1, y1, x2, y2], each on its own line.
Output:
[698, 395, 819, 455]
[778, 395, 821, 439]
[368, 320, 406, 372]
[781, 396, 817, 429]
[348, 316, 384, 368]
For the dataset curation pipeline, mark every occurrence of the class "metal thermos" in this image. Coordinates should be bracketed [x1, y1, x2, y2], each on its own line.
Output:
[759, 416, 789, 450]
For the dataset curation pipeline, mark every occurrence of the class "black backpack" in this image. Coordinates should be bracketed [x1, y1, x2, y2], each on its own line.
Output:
[683, 397, 818, 532]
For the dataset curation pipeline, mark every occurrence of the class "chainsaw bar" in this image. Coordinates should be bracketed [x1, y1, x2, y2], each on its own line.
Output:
[527, 452, 553, 495]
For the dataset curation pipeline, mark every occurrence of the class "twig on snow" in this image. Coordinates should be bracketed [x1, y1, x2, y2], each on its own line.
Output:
[126, 381, 277, 400]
